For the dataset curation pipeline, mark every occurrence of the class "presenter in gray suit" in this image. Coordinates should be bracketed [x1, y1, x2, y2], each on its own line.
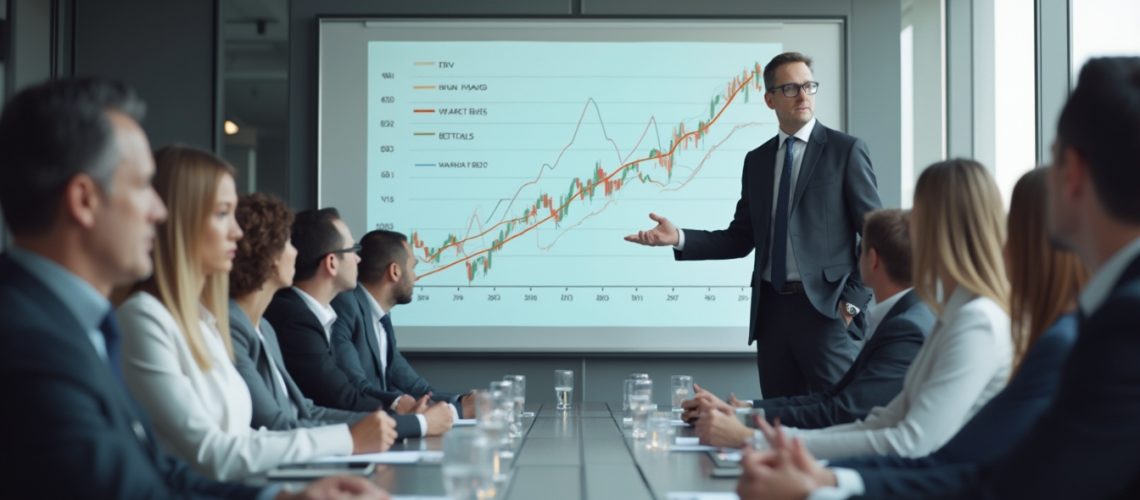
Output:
[228, 193, 397, 451]
[627, 52, 882, 398]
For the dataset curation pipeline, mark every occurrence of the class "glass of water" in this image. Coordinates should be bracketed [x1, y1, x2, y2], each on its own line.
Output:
[442, 428, 495, 500]
[624, 373, 649, 413]
[670, 375, 693, 414]
[473, 390, 512, 485]
[503, 375, 526, 434]
[489, 380, 519, 439]
[503, 374, 526, 412]
[629, 378, 654, 439]
[645, 411, 675, 451]
[554, 369, 574, 410]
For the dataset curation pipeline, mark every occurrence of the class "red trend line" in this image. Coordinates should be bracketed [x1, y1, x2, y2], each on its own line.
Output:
[416, 67, 761, 281]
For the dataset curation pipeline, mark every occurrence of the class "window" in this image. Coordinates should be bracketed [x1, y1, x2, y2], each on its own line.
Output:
[1071, 0, 1140, 79]
[992, 0, 1036, 206]
[900, 0, 946, 209]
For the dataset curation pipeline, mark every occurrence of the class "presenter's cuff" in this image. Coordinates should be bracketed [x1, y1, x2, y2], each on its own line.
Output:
[415, 414, 428, 437]
[448, 403, 460, 421]
[673, 228, 686, 251]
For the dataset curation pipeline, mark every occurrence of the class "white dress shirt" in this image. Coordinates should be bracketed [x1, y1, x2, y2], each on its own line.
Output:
[118, 292, 352, 481]
[864, 288, 912, 340]
[675, 118, 816, 284]
[768, 286, 1011, 461]
[293, 287, 337, 343]
[361, 289, 446, 430]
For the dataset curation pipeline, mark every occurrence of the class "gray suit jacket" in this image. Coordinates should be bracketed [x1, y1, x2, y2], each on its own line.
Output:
[675, 122, 882, 342]
[229, 300, 367, 431]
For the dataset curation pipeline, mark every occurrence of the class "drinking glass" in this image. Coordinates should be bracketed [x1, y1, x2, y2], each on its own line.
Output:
[489, 380, 520, 439]
[442, 428, 495, 500]
[670, 375, 693, 414]
[554, 369, 574, 410]
[629, 378, 653, 439]
[623, 373, 649, 413]
[645, 411, 675, 451]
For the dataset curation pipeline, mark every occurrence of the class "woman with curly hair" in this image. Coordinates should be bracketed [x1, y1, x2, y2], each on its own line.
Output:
[229, 193, 397, 442]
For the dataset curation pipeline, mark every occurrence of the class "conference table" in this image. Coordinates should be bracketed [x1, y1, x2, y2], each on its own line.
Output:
[345, 401, 742, 499]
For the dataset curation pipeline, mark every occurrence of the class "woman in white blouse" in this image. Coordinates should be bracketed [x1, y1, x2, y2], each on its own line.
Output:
[761, 159, 1013, 460]
[117, 146, 390, 481]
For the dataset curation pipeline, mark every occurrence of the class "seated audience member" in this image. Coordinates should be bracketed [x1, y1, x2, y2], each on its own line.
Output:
[265, 208, 452, 439]
[331, 229, 477, 421]
[229, 193, 397, 447]
[0, 78, 381, 498]
[736, 56, 1140, 500]
[739, 167, 1084, 498]
[117, 146, 389, 481]
[685, 209, 934, 442]
[711, 160, 1012, 462]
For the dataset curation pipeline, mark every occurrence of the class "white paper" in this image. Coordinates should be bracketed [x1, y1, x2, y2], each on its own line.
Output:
[714, 451, 743, 462]
[671, 419, 690, 427]
[312, 450, 444, 464]
[453, 418, 477, 426]
[675, 436, 700, 446]
[666, 491, 739, 500]
[672, 444, 719, 452]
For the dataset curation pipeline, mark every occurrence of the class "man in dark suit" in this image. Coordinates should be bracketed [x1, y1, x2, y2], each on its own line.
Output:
[331, 230, 476, 420]
[735, 57, 1140, 500]
[0, 79, 380, 499]
[265, 208, 452, 439]
[684, 209, 933, 445]
[627, 52, 882, 398]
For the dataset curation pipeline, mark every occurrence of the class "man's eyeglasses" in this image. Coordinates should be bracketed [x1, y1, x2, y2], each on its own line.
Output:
[329, 243, 361, 256]
[768, 81, 820, 97]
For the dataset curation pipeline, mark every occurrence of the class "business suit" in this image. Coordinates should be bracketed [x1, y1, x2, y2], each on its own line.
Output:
[0, 253, 260, 498]
[753, 290, 934, 429]
[834, 250, 1140, 499]
[831, 314, 1077, 498]
[676, 120, 881, 397]
[330, 285, 456, 404]
[230, 300, 368, 431]
[265, 287, 422, 438]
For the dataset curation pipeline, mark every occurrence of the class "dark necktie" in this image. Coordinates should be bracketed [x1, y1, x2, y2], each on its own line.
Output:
[378, 314, 394, 390]
[771, 136, 796, 290]
[99, 311, 126, 387]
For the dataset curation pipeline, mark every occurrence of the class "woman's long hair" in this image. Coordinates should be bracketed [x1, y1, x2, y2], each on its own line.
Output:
[911, 159, 1010, 314]
[146, 145, 237, 370]
[1007, 168, 1087, 375]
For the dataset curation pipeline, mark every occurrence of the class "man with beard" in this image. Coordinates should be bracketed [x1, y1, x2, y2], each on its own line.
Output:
[331, 230, 476, 420]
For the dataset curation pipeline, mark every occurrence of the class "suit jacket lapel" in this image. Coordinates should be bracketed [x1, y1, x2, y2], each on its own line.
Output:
[0, 255, 155, 450]
[791, 123, 829, 213]
[754, 138, 779, 266]
[356, 286, 388, 390]
[881, 290, 921, 327]
[259, 319, 315, 419]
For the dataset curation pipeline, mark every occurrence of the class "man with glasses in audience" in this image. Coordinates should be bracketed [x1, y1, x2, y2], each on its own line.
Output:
[265, 208, 449, 440]
[626, 52, 882, 398]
